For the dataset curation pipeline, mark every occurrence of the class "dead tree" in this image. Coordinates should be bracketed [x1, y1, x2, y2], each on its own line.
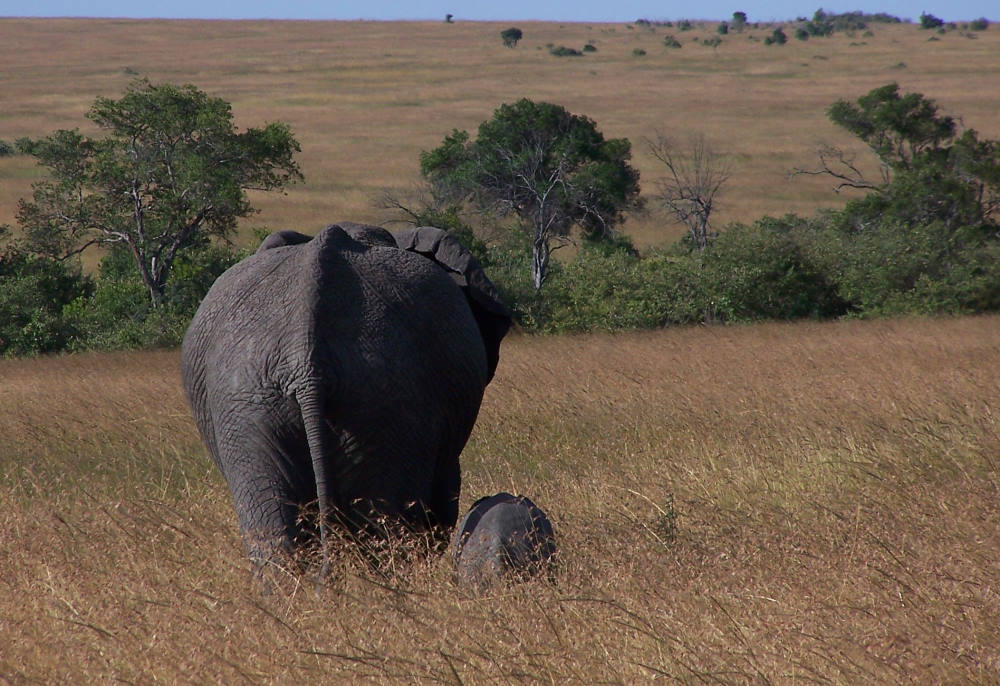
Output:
[648, 133, 731, 251]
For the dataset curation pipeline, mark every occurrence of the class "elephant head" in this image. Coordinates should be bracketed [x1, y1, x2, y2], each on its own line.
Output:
[181, 222, 512, 574]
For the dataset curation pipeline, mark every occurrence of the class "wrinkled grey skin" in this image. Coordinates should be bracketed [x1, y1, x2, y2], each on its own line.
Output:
[451, 492, 557, 588]
[181, 222, 511, 570]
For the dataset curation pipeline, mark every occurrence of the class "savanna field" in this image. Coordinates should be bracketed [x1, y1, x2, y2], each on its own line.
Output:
[1, 17, 1000, 683]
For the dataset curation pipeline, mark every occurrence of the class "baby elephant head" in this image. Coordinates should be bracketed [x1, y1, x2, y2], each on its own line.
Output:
[451, 492, 557, 589]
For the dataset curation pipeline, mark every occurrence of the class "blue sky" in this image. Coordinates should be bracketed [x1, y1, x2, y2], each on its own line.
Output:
[1, 0, 996, 22]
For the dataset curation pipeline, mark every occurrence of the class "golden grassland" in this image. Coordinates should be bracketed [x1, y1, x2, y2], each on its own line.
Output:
[1, 18, 1000, 248]
[1, 315, 998, 682]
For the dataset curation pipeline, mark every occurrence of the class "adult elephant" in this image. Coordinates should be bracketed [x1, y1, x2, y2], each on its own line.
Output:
[181, 222, 511, 572]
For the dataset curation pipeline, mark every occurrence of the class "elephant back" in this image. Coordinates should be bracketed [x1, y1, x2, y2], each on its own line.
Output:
[394, 226, 511, 381]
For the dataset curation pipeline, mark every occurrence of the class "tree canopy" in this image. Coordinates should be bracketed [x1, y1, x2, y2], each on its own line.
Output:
[500, 27, 523, 47]
[420, 98, 640, 290]
[15, 79, 302, 305]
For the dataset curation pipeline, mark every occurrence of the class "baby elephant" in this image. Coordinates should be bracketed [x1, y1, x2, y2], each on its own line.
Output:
[451, 492, 557, 588]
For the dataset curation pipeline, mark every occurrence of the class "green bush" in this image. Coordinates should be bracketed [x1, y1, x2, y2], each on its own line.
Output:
[763, 28, 788, 45]
[549, 45, 583, 57]
[62, 240, 240, 352]
[702, 217, 848, 321]
[632, 48, 647, 57]
[969, 18, 989, 31]
[920, 12, 944, 29]
[0, 246, 91, 356]
[663, 35, 682, 48]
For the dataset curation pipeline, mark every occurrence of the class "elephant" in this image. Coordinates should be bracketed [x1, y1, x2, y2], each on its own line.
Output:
[451, 492, 557, 588]
[181, 222, 511, 572]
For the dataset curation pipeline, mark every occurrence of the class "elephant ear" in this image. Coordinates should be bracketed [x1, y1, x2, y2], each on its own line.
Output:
[394, 226, 512, 381]
[256, 230, 313, 253]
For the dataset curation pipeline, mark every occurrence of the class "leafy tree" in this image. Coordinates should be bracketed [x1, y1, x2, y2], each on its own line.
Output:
[420, 99, 641, 290]
[792, 83, 1000, 316]
[826, 83, 955, 177]
[500, 27, 523, 47]
[731, 11, 748, 31]
[14, 79, 302, 306]
[920, 12, 944, 29]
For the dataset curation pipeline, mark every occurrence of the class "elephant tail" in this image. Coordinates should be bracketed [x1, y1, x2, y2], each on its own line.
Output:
[296, 382, 336, 579]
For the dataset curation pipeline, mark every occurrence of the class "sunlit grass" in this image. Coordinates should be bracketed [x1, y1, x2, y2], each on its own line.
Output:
[1, 19, 999, 246]
[2, 316, 998, 681]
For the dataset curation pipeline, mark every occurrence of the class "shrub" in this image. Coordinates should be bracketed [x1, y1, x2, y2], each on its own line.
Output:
[13, 137, 37, 155]
[969, 17, 989, 31]
[62, 240, 240, 352]
[920, 12, 944, 29]
[536, 240, 706, 333]
[583, 43, 597, 52]
[0, 244, 91, 356]
[549, 45, 582, 57]
[717, 21, 729, 35]
[763, 28, 788, 45]
[703, 217, 848, 321]
[0, 140, 13, 157]
[632, 48, 647, 56]
[663, 35, 682, 48]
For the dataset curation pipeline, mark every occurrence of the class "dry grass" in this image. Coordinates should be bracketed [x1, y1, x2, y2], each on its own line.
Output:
[2, 315, 998, 682]
[2, 19, 1000, 248]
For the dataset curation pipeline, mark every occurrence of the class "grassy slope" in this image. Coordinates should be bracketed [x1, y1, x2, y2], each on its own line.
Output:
[1, 18, 999, 683]
[1, 19, 999, 249]
[1, 316, 998, 682]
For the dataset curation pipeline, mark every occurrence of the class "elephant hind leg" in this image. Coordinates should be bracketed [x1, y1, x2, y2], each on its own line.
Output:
[426, 452, 461, 548]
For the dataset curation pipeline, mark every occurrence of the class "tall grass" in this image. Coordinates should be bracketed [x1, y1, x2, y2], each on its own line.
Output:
[1, 19, 1000, 248]
[2, 316, 998, 682]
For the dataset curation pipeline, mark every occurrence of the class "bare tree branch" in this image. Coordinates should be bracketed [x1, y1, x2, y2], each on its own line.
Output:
[648, 133, 731, 251]
[789, 144, 885, 193]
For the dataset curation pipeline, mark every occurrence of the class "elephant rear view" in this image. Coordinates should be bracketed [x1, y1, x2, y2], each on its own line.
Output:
[181, 223, 511, 570]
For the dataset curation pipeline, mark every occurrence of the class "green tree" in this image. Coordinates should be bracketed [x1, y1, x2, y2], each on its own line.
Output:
[794, 83, 1000, 316]
[826, 82, 955, 178]
[15, 79, 302, 306]
[500, 27, 523, 47]
[731, 11, 748, 31]
[919, 12, 944, 29]
[420, 99, 641, 290]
